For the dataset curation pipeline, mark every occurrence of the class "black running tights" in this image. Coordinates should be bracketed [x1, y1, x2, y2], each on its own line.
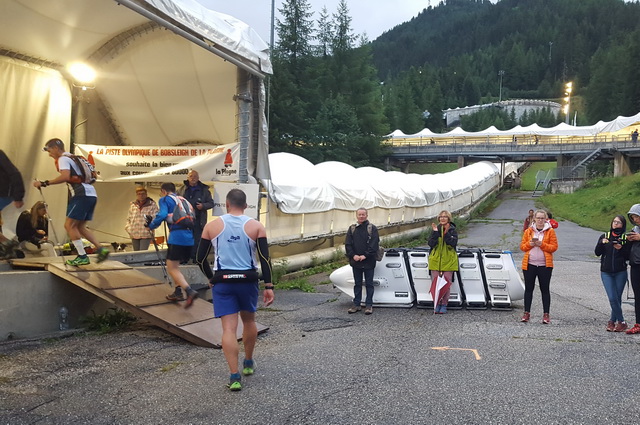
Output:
[523, 265, 553, 314]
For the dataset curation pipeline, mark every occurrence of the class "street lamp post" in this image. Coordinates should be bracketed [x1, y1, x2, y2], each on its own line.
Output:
[563, 81, 573, 124]
[498, 70, 505, 102]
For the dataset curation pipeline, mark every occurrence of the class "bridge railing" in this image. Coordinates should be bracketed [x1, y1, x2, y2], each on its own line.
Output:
[385, 134, 635, 149]
[388, 138, 639, 157]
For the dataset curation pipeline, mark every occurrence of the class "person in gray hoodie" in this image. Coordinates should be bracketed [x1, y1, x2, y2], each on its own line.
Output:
[625, 204, 640, 334]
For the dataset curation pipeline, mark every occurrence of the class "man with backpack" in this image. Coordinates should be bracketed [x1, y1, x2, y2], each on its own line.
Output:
[147, 182, 199, 308]
[34, 138, 109, 266]
[345, 208, 380, 315]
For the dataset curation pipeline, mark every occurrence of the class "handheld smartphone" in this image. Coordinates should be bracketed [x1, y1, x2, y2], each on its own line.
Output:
[532, 237, 539, 242]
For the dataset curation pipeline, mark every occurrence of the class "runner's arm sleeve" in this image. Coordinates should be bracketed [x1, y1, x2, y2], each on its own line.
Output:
[257, 237, 272, 283]
[196, 238, 214, 280]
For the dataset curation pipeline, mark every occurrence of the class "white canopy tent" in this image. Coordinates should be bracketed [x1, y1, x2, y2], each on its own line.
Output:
[0, 0, 272, 243]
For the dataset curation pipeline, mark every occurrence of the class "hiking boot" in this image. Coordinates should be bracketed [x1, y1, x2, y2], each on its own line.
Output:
[614, 321, 628, 332]
[242, 359, 256, 376]
[184, 289, 199, 308]
[521, 312, 530, 323]
[606, 320, 615, 332]
[625, 323, 640, 334]
[542, 313, 551, 324]
[166, 291, 185, 302]
[66, 255, 90, 266]
[364, 307, 373, 315]
[227, 374, 242, 391]
[96, 247, 110, 263]
[347, 306, 361, 314]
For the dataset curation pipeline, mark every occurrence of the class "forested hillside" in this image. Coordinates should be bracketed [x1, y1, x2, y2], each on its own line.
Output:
[268, 0, 640, 168]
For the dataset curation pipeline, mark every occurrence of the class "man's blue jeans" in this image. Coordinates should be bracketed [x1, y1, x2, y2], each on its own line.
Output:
[352, 267, 375, 308]
[601, 270, 627, 322]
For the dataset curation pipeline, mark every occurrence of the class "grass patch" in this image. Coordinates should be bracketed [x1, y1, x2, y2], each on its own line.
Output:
[520, 162, 556, 191]
[390, 229, 430, 248]
[275, 277, 316, 293]
[301, 260, 348, 276]
[272, 258, 289, 283]
[540, 172, 640, 231]
[469, 192, 500, 218]
[80, 308, 137, 334]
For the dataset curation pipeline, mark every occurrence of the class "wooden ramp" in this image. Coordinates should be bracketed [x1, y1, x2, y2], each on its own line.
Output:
[12, 257, 268, 348]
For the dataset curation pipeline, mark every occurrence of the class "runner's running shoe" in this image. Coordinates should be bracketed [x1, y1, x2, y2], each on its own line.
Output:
[184, 289, 199, 308]
[96, 247, 110, 263]
[166, 291, 185, 302]
[66, 255, 90, 266]
[227, 374, 242, 391]
[242, 359, 256, 376]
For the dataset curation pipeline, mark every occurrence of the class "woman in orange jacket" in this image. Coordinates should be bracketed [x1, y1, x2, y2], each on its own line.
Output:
[519, 210, 558, 324]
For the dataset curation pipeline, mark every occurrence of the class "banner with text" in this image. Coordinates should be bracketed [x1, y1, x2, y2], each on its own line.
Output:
[212, 182, 260, 219]
[75, 143, 239, 182]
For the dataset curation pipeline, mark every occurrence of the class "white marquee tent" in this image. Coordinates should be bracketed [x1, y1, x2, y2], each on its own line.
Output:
[1, 0, 271, 242]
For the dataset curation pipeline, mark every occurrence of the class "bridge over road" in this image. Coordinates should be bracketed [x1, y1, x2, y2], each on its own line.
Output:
[387, 138, 640, 177]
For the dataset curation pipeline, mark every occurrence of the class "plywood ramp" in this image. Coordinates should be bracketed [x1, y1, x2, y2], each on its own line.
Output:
[30, 258, 268, 348]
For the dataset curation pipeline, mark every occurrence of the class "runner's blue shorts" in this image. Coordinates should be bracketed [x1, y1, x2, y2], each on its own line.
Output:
[67, 196, 97, 221]
[212, 282, 259, 318]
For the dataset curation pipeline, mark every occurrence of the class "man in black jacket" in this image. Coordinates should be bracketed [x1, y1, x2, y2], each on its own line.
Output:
[177, 170, 213, 261]
[0, 150, 25, 255]
[345, 208, 379, 315]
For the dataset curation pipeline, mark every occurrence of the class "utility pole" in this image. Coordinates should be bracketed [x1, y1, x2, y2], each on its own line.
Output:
[498, 70, 505, 102]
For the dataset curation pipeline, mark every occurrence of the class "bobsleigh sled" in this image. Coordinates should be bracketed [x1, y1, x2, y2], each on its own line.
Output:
[329, 247, 525, 310]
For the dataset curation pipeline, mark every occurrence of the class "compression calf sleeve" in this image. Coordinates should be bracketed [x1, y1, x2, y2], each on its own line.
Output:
[257, 237, 272, 283]
[195, 238, 213, 280]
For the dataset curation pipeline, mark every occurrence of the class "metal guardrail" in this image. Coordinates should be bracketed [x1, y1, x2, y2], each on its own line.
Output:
[388, 138, 640, 160]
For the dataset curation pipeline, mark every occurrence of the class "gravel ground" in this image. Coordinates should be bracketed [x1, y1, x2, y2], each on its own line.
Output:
[2, 192, 640, 425]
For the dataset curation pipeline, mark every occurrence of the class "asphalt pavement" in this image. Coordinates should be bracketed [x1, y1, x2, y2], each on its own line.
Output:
[2, 191, 640, 425]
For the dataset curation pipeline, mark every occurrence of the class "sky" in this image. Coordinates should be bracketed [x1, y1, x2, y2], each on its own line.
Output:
[196, 1, 441, 44]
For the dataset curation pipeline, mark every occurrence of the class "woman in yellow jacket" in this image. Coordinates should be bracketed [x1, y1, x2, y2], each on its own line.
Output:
[519, 210, 558, 324]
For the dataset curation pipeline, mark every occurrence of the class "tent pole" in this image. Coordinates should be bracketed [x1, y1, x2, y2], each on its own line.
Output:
[235, 69, 252, 184]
